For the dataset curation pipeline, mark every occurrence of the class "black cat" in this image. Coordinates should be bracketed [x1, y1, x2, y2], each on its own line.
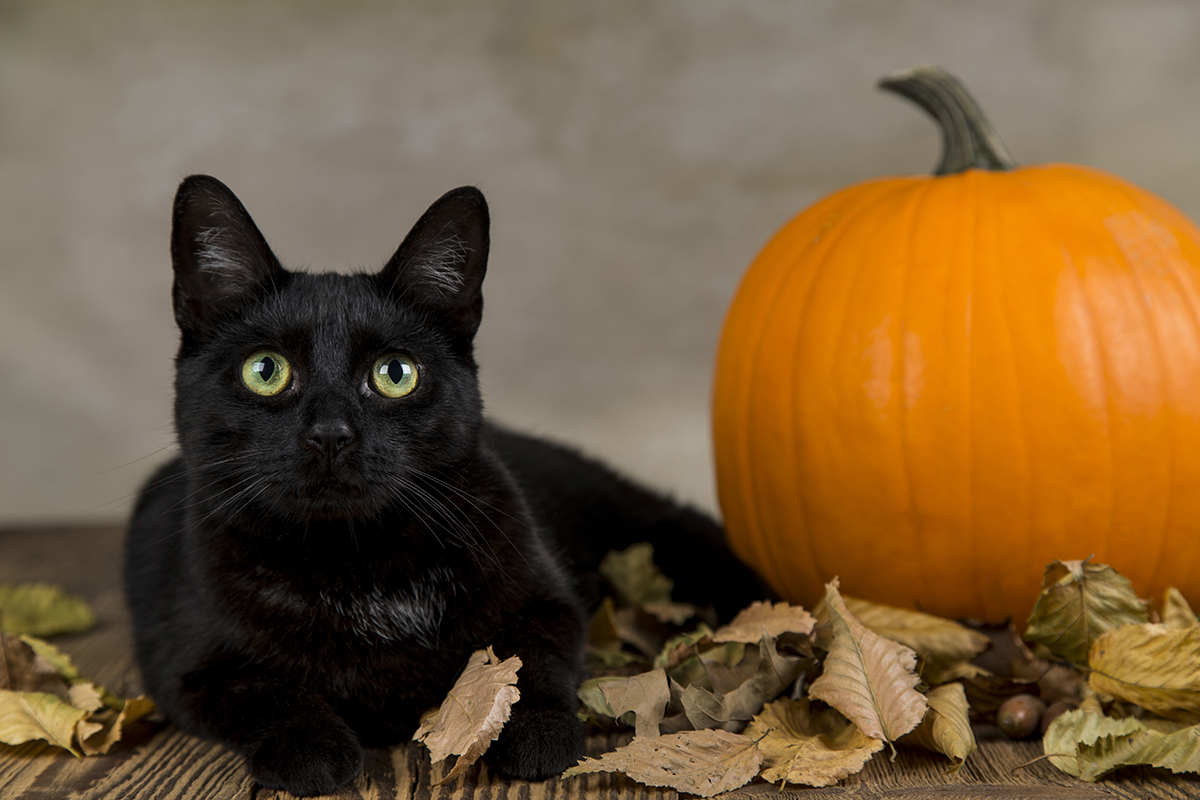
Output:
[124, 176, 770, 797]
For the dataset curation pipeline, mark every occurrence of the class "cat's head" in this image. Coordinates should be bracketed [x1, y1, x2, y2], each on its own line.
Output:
[169, 175, 491, 526]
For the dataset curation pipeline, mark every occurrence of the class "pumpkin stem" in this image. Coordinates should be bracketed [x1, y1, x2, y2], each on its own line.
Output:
[879, 65, 1017, 176]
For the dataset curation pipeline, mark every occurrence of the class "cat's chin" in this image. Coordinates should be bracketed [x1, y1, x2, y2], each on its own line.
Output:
[282, 482, 383, 522]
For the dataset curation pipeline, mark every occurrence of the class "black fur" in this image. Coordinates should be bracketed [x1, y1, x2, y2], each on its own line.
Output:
[125, 176, 770, 797]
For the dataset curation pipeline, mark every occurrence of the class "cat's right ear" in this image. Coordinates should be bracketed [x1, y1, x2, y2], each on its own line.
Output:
[170, 175, 285, 336]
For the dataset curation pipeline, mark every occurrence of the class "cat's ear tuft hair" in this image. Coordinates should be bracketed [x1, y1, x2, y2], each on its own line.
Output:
[170, 175, 285, 336]
[378, 186, 489, 341]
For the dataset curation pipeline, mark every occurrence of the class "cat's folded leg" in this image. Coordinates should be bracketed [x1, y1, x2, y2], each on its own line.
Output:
[483, 600, 588, 781]
[178, 652, 364, 797]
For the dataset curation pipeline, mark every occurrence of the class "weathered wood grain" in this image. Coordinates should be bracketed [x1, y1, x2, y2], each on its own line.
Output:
[2, 524, 1199, 800]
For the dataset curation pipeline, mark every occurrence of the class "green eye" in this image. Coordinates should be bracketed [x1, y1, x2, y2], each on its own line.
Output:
[371, 353, 419, 398]
[241, 350, 292, 396]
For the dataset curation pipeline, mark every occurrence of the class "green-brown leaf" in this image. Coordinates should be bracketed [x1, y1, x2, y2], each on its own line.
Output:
[1024, 560, 1148, 665]
[0, 584, 96, 638]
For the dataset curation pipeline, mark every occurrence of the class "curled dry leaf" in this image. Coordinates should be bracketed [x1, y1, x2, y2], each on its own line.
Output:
[744, 698, 883, 787]
[680, 635, 804, 731]
[1042, 701, 1145, 778]
[1043, 700, 1200, 781]
[0, 690, 91, 755]
[807, 581, 927, 745]
[1163, 587, 1199, 629]
[0, 633, 154, 756]
[712, 601, 815, 644]
[1087, 623, 1200, 722]
[1024, 560, 1148, 665]
[0, 584, 96, 638]
[899, 683, 975, 772]
[563, 730, 763, 797]
[79, 696, 157, 756]
[599, 669, 670, 738]
[413, 646, 521, 783]
[0, 632, 67, 695]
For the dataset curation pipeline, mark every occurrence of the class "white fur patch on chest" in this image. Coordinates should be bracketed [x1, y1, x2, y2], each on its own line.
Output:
[318, 570, 452, 645]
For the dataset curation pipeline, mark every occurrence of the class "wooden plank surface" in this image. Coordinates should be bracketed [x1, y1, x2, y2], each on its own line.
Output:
[1, 524, 1197, 800]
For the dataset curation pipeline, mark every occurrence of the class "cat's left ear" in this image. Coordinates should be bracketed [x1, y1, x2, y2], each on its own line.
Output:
[378, 186, 489, 341]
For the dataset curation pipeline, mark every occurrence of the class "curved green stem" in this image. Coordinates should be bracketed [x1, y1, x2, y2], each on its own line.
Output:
[879, 65, 1017, 176]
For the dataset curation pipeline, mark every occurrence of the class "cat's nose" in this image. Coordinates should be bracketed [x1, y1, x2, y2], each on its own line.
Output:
[305, 420, 355, 460]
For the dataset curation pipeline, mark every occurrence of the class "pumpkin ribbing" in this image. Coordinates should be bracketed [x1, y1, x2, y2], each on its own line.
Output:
[713, 67, 1200, 623]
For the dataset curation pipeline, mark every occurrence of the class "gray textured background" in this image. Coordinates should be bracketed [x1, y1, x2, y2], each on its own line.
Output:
[4, 0, 1200, 525]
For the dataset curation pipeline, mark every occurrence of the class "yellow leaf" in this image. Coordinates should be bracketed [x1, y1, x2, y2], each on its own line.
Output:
[0, 584, 96, 638]
[899, 683, 976, 772]
[1024, 560, 1148, 665]
[807, 580, 927, 744]
[1164, 587, 1199, 629]
[841, 596, 989, 668]
[711, 601, 815, 643]
[744, 698, 883, 787]
[0, 689, 89, 755]
[412, 646, 521, 783]
[80, 695, 156, 756]
[563, 730, 762, 797]
[1088, 623, 1200, 722]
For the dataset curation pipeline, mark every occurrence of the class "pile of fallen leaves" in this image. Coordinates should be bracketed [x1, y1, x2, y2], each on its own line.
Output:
[1, 583, 154, 756]
[416, 547, 1200, 794]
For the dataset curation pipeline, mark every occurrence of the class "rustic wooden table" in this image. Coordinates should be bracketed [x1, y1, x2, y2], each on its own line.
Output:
[0, 524, 1195, 800]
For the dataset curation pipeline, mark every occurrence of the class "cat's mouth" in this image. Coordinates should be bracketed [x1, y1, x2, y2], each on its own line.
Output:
[288, 478, 377, 520]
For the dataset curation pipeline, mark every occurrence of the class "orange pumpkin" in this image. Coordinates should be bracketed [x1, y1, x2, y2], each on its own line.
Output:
[713, 65, 1200, 623]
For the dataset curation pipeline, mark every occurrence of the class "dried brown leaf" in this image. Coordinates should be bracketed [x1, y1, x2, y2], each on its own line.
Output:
[0, 634, 153, 756]
[841, 596, 989, 668]
[899, 683, 976, 771]
[643, 602, 697, 626]
[413, 646, 521, 783]
[0, 632, 68, 695]
[712, 601, 815, 644]
[1024, 560, 1148, 665]
[1164, 588, 1199, 629]
[563, 730, 762, 797]
[744, 697, 883, 787]
[681, 635, 803, 731]
[599, 669, 670, 738]
[807, 580, 927, 744]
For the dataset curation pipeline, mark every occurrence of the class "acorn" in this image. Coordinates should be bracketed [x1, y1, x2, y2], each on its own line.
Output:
[997, 694, 1045, 739]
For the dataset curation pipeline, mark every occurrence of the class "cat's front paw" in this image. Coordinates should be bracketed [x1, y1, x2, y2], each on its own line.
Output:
[248, 716, 364, 797]
[486, 707, 585, 781]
